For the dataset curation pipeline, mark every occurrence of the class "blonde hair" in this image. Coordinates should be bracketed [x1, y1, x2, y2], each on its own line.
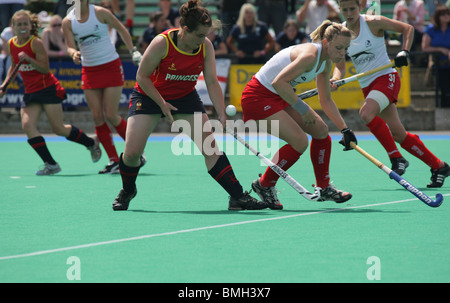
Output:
[11, 10, 40, 37]
[236, 3, 257, 34]
[309, 20, 354, 43]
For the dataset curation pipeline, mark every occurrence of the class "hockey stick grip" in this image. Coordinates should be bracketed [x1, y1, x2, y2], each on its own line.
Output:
[0, 61, 23, 92]
[350, 142, 443, 208]
[297, 62, 396, 100]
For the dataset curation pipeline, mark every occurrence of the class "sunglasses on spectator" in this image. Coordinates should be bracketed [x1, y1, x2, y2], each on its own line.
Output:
[52, 24, 62, 27]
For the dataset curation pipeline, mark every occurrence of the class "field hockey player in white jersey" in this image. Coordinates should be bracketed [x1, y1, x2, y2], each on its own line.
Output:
[241, 21, 358, 209]
[62, 0, 142, 174]
[334, 0, 449, 188]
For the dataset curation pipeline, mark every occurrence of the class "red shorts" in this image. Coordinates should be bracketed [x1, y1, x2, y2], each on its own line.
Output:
[81, 58, 124, 89]
[362, 72, 401, 103]
[241, 76, 290, 122]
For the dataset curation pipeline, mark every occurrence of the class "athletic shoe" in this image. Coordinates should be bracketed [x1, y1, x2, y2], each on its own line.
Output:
[140, 153, 147, 168]
[112, 188, 137, 211]
[98, 161, 119, 174]
[36, 162, 61, 176]
[317, 183, 352, 203]
[391, 157, 409, 175]
[251, 176, 283, 210]
[87, 135, 102, 163]
[427, 162, 450, 188]
[228, 191, 268, 210]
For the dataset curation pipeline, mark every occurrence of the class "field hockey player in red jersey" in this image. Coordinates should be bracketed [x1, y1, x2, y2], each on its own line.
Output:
[112, 0, 267, 211]
[0, 10, 101, 176]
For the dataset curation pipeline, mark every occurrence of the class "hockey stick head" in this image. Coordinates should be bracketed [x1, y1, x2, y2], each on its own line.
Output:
[305, 186, 321, 201]
[389, 171, 443, 208]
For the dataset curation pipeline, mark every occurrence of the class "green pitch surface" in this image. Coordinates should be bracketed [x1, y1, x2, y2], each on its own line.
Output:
[1, 133, 449, 283]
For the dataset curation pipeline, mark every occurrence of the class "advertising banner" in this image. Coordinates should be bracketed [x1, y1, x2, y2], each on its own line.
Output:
[228, 61, 411, 111]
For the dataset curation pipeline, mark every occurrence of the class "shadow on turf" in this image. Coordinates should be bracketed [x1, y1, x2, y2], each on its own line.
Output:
[130, 209, 270, 215]
[129, 207, 409, 215]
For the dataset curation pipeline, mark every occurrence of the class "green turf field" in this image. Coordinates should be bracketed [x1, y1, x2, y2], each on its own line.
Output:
[0, 133, 449, 283]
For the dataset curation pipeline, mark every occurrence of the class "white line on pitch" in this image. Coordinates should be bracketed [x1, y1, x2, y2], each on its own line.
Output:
[0, 195, 447, 261]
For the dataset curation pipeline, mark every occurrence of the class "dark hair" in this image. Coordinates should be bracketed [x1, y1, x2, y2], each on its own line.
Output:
[179, 0, 212, 32]
[149, 11, 165, 23]
[433, 5, 450, 29]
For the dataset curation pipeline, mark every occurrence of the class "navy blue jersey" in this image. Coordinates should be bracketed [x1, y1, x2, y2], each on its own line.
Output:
[229, 21, 269, 55]
[275, 30, 307, 50]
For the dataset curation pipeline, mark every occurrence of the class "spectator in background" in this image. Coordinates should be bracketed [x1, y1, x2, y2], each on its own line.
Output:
[99, 0, 119, 46]
[274, 19, 308, 52]
[393, 0, 425, 59]
[257, 0, 288, 37]
[25, 0, 55, 14]
[110, 0, 135, 34]
[158, 0, 180, 28]
[327, 10, 342, 23]
[226, 3, 275, 64]
[422, 5, 450, 107]
[1, 21, 14, 82]
[41, 15, 68, 59]
[139, 11, 168, 53]
[0, 0, 27, 33]
[0, 22, 13, 56]
[207, 29, 228, 56]
[424, 0, 447, 17]
[220, 0, 246, 40]
[296, 0, 340, 36]
[53, 0, 71, 19]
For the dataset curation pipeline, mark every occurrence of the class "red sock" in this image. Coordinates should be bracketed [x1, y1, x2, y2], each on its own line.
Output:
[310, 136, 331, 189]
[401, 132, 442, 170]
[366, 116, 402, 159]
[96, 123, 119, 162]
[260, 144, 302, 187]
[126, 19, 133, 28]
[114, 118, 127, 140]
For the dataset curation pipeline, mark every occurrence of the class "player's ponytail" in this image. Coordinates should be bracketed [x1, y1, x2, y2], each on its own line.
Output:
[179, 0, 213, 32]
[309, 20, 354, 43]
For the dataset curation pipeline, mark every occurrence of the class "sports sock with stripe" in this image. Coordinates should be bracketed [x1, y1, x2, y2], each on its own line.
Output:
[27, 136, 57, 165]
[96, 122, 119, 162]
[260, 144, 302, 188]
[366, 116, 402, 159]
[119, 153, 140, 193]
[310, 135, 331, 189]
[208, 153, 243, 199]
[400, 132, 442, 170]
[66, 125, 94, 147]
[114, 118, 127, 140]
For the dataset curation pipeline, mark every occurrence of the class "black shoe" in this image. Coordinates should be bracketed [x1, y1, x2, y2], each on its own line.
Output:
[251, 176, 283, 210]
[228, 191, 268, 210]
[391, 157, 409, 175]
[99, 161, 120, 174]
[113, 188, 137, 211]
[427, 162, 450, 188]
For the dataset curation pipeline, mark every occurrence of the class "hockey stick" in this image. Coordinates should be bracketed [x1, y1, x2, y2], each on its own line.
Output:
[298, 62, 396, 100]
[0, 61, 23, 93]
[225, 127, 321, 201]
[350, 142, 443, 208]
